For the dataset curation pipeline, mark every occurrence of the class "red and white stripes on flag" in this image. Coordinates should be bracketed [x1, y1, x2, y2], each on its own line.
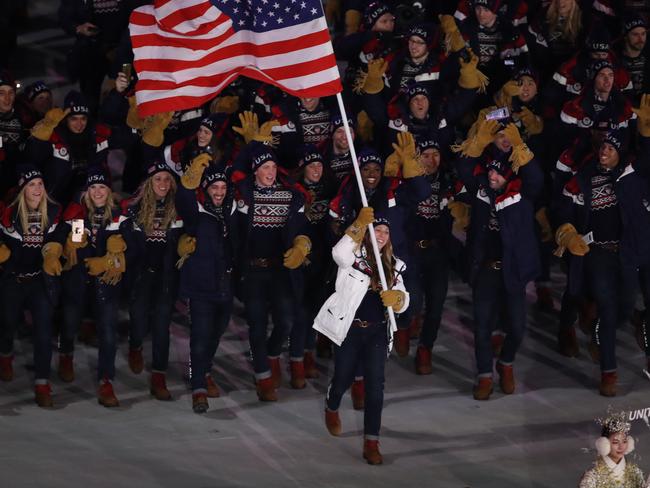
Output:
[129, 0, 343, 117]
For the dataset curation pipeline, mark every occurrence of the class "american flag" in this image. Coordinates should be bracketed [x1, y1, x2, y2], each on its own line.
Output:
[129, 0, 342, 116]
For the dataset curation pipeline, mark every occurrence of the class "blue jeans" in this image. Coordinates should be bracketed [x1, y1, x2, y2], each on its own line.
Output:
[326, 320, 388, 438]
[188, 298, 232, 391]
[129, 268, 175, 372]
[585, 248, 638, 371]
[472, 266, 527, 376]
[243, 267, 294, 377]
[409, 244, 449, 349]
[0, 275, 55, 380]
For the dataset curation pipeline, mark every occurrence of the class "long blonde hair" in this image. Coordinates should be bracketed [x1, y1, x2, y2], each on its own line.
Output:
[134, 176, 177, 234]
[362, 233, 396, 292]
[547, 0, 582, 45]
[83, 188, 116, 226]
[11, 185, 55, 234]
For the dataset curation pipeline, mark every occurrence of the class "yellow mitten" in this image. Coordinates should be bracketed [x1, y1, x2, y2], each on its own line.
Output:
[31, 108, 70, 141]
[176, 234, 196, 269]
[181, 153, 211, 189]
[345, 207, 374, 243]
[142, 111, 174, 147]
[325, 0, 341, 25]
[210, 95, 240, 114]
[106, 235, 127, 253]
[493, 80, 520, 109]
[127, 96, 144, 130]
[459, 117, 500, 157]
[356, 110, 374, 143]
[63, 231, 88, 270]
[517, 106, 544, 136]
[502, 123, 533, 173]
[345, 9, 362, 35]
[283, 235, 312, 269]
[354, 58, 388, 95]
[252, 119, 280, 145]
[535, 207, 553, 243]
[439, 14, 465, 53]
[633, 94, 650, 137]
[384, 151, 401, 177]
[0, 243, 11, 264]
[392, 132, 423, 178]
[380, 289, 406, 311]
[42, 242, 63, 276]
[448, 200, 471, 233]
[554, 223, 589, 257]
[233, 111, 259, 144]
[458, 49, 489, 92]
[85, 237, 126, 284]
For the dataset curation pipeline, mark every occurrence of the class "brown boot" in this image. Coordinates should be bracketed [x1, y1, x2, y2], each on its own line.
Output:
[150, 372, 172, 401]
[34, 383, 53, 408]
[351, 379, 365, 410]
[415, 345, 432, 375]
[491, 331, 505, 356]
[205, 374, 220, 398]
[363, 439, 383, 465]
[0, 355, 13, 382]
[496, 362, 515, 394]
[290, 360, 306, 389]
[394, 328, 410, 357]
[325, 409, 341, 436]
[536, 286, 555, 312]
[599, 371, 617, 397]
[98, 380, 119, 407]
[558, 327, 579, 357]
[58, 354, 74, 383]
[256, 376, 277, 402]
[269, 357, 281, 388]
[128, 348, 144, 374]
[473, 377, 493, 401]
[192, 392, 209, 414]
[316, 333, 333, 358]
[303, 351, 319, 379]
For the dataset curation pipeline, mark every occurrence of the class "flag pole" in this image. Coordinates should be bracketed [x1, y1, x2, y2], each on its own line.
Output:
[335, 93, 398, 343]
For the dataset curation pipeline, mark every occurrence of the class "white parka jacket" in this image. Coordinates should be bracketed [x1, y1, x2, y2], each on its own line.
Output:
[313, 234, 409, 346]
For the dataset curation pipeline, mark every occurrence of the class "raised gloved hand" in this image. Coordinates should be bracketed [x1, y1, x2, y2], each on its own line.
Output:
[535, 207, 553, 243]
[380, 289, 406, 311]
[493, 80, 520, 108]
[517, 106, 543, 136]
[252, 119, 280, 145]
[384, 151, 401, 177]
[458, 49, 489, 92]
[345, 206, 374, 244]
[554, 223, 589, 257]
[438, 15, 465, 53]
[461, 116, 500, 157]
[181, 153, 211, 190]
[142, 111, 174, 147]
[356, 110, 374, 143]
[42, 242, 63, 276]
[0, 243, 11, 264]
[63, 231, 88, 270]
[633, 93, 650, 137]
[176, 234, 196, 269]
[283, 235, 312, 269]
[84, 235, 127, 285]
[233, 111, 260, 144]
[354, 58, 388, 95]
[127, 96, 144, 130]
[325, 0, 341, 25]
[210, 95, 240, 114]
[391, 132, 423, 178]
[448, 200, 471, 233]
[31, 108, 70, 141]
[502, 123, 533, 173]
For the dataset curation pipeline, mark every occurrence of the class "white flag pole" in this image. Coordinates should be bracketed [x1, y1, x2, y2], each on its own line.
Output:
[334, 93, 398, 340]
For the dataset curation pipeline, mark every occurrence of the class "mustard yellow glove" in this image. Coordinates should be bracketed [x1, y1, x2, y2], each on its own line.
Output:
[63, 231, 88, 270]
[439, 14, 465, 53]
[384, 151, 401, 177]
[517, 106, 544, 136]
[142, 111, 174, 147]
[633, 94, 650, 137]
[493, 80, 520, 108]
[31, 108, 70, 141]
[85, 236, 126, 284]
[536, 207, 553, 243]
[210, 95, 240, 114]
[380, 289, 406, 310]
[356, 110, 374, 143]
[502, 123, 533, 173]
[354, 58, 388, 95]
[448, 200, 471, 233]
[84, 255, 110, 276]
[345, 9, 362, 35]
[181, 153, 211, 189]
[176, 234, 196, 269]
[106, 234, 127, 254]
[345, 206, 374, 244]
[283, 235, 312, 269]
[0, 243, 11, 264]
[233, 111, 259, 144]
[392, 132, 423, 178]
[127, 96, 144, 130]
[42, 242, 63, 276]
[458, 49, 489, 92]
[252, 119, 280, 145]
[554, 223, 589, 257]
[325, 0, 341, 25]
[461, 117, 500, 157]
